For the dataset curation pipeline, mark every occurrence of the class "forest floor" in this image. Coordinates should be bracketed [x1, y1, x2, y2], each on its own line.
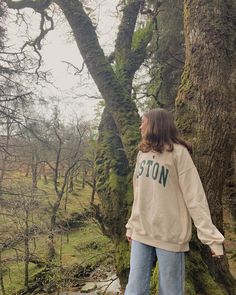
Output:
[0, 174, 235, 294]
[0, 175, 114, 294]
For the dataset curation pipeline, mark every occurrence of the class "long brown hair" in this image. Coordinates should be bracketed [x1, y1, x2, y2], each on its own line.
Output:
[139, 108, 192, 153]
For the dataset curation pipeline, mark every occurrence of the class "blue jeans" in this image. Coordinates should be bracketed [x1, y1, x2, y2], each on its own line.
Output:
[124, 240, 185, 295]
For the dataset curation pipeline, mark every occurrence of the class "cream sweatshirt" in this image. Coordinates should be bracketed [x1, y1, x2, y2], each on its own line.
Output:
[126, 144, 224, 255]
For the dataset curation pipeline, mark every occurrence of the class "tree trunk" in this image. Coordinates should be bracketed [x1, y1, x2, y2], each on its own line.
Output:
[24, 210, 29, 289]
[224, 149, 236, 220]
[0, 251, 6, 295]
[25, 164, 30, 177]
[31, 153, 38, 189]
[64, 181, 69, 211]
[42, 163, 48, 185]
[82, 170, 86, 189]
[68, 169, 74, 193]
[95, 108, 132, 286]
[150, 0, 184, 110]
[176, 0, 236, 293]
[48, 197, 62, 260]
[93, 1, 154, 286]
[0, 118, 12, 192]
[90, 177, 96, 205]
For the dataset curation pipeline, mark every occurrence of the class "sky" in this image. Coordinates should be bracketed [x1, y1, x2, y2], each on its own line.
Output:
[6, 0, 120, 123]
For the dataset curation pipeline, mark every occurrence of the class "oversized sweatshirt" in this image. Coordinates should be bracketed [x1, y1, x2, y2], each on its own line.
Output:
[126, 144, 224, 255]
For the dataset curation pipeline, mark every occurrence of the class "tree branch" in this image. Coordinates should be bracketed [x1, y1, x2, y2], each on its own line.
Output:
[20, 10, 54, 75]
[61, 60, 85, 75]
[5, 0, 52, 12]
[55, 0, 140, 167]
[115, 0, 144, 52]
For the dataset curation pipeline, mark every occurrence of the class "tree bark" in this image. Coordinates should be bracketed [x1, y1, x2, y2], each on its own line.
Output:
[150, 0, 184, 110]
[224, 149, 236, 220]
[176, 0, 236, 293]
[95, 108, 131, 285]
[93, 1, 155, 287]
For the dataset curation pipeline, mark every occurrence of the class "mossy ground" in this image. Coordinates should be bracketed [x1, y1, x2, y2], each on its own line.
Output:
[0, 174, 113, 295]
[2, 222, 113, 294]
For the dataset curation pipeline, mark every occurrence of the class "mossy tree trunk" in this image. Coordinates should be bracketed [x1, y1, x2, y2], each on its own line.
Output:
[94, 1, 155, 286]
[148, 0, 184, 110]
[176, 0, 236, 294]
[95, 108, 132, 284]
[224, 149, 236, 220]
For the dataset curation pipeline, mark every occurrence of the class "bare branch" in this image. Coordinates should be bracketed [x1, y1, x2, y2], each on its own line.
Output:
[20, 10, 54, 75]
[61, 60, 85, 75]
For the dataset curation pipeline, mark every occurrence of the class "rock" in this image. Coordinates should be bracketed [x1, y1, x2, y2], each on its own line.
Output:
[81, 282, 97, 293]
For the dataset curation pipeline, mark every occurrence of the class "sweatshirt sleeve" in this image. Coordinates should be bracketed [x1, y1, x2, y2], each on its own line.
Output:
[125, 152, 141, 237]
[177, 147, 225, 255]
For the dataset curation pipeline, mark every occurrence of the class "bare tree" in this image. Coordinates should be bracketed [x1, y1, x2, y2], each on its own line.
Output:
[0, 184, 43, 291]
[31, 112, 90, 260]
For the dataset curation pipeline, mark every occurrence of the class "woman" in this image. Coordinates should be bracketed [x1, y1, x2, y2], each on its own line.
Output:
[125, 108, 224, 295]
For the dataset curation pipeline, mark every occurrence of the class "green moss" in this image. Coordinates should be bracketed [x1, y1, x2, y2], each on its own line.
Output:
[185, 278, 196, 295]
[150, 264, 158, 294]
[176, 66, 193, 101]
[185, 250, 229, 295]
[199, 272, 228, 295]
[175, 65, 199, 138]
[125, 181, 133, 205]
[131, 21, 153, 52]
[184, 1, 191, 21]
[115, 240, 130, 288]
[108, 170, 124, 192]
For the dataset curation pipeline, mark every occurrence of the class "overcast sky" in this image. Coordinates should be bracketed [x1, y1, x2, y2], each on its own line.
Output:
[6, 0, 119, 123]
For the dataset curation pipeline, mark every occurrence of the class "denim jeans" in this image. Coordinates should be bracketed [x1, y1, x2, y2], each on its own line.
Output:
[124, 240, 185, 295]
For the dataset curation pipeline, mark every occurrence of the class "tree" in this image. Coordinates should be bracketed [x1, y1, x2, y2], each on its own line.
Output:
[0, 184, 43, 292]
[0, 1, 49, 194]
[35, 112, 89, 260]
[147, 0, 184, 110]
[176, 0, 236, 294]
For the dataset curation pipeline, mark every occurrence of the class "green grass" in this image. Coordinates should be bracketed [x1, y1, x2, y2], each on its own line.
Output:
[0, 174, 99, 233]
[1, 221, 112, 294]
[0, 173, 111, 294]
[60, 222, 112, 266]
[2, 262, 44, 295]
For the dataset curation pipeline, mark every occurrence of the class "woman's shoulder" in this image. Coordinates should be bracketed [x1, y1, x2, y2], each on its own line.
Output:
[173, 143, 195, 173]
[172, 143, 192, 161]
[173, 143, 189, 153]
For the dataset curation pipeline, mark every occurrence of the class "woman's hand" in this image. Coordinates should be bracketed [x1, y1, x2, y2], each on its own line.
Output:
[210, 249, 223, 259]
[126, 236, 132, 243]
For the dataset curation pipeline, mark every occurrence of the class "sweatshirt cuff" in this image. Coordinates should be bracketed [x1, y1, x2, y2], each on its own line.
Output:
[126, 228, 132, 237]
[209, 243, 224, 256]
